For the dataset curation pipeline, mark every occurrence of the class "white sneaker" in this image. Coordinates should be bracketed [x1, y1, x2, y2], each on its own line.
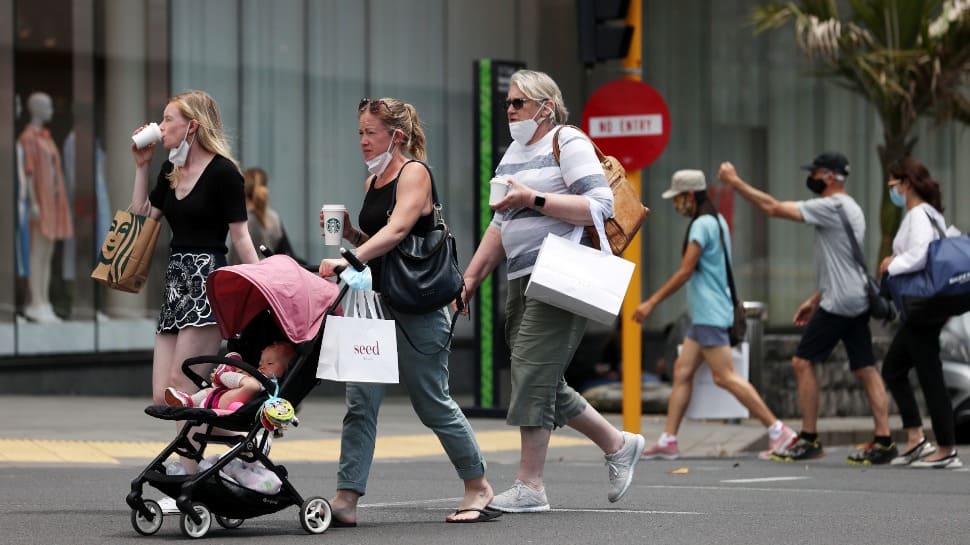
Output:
[759, 425, 798, 460]
[157, 496, 179, 514]
[605, 431, 646, 503]
[890, 438, 937, 466]
[488, 480, 550, 513]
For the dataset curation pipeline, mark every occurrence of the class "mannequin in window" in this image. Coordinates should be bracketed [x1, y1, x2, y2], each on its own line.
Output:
[18, 92, 74, 323]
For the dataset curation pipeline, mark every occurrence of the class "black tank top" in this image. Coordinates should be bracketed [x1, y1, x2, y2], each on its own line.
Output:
[358, 161, 436, 291]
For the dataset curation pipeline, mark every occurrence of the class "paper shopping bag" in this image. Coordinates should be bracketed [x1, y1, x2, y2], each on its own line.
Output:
[525, 232, 635, 325]
[91, 209, 161, 293]
[317, 290, 399, 383]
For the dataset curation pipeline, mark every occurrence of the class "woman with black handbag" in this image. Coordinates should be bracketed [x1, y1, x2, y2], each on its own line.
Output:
[632, 170, 796, 461]
[879, 158, 961, 468]
[317, 97, 498, 524]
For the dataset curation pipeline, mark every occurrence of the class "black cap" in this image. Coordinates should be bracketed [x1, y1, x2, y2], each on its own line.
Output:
[801, 151, 850, 177]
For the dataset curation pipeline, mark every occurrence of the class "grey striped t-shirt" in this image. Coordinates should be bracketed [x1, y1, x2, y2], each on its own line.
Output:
[490, 125, 612, 279]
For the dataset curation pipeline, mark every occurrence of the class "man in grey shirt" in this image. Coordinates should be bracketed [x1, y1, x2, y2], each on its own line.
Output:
[718, 153, 895, 465]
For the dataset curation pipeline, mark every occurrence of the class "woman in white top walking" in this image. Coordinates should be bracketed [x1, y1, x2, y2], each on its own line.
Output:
[880, 157, 962, 468]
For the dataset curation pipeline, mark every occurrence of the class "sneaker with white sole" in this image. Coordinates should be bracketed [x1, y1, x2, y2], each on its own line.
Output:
[605, 431, 646, 503]
[890, 438, 937, 466]
[488, 480, 550, 513]
[759, 425, 798, 460]
[642, 440, 680, 460]
[164, 387, 193, 408]
[909, 450, 963, 469]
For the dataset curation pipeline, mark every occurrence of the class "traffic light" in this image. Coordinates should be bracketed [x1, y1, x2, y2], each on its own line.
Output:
[577, 0, 634, 65]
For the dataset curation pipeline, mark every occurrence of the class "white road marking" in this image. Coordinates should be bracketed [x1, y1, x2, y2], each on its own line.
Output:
[720, 476, 811, 484]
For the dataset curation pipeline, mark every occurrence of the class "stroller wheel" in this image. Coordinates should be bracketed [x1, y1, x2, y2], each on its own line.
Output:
[215, 515, 244, 529]
[179, 502, 212, 539]
[300, 496, 332, 534]
[131, 499, 163, 536]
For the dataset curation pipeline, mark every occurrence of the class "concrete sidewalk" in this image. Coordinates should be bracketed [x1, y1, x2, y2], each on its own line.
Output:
[0, 394, 891, 466]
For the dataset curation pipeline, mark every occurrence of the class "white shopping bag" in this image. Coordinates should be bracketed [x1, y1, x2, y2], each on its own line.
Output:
[525, 201, 635, 325]
[317, 290, 399, 383]
[685, 342, 750, 420]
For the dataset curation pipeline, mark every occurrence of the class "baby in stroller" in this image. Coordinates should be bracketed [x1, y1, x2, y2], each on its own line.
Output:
[163, 341, 296, 411]
[127, 255, 344, 538]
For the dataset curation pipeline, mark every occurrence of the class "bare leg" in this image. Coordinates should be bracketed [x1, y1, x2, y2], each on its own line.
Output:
[852, 366, 891, 437]
[566, 405, 625, 454]
[704, 345, 778, 427]
[515, 426, 552, 490]
[902, 426, 925, 452]
[792, 356, 819, 433]
[662, 339, 705, 436]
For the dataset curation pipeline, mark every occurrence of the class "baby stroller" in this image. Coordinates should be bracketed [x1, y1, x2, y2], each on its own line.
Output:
[126, 255, 345, 538]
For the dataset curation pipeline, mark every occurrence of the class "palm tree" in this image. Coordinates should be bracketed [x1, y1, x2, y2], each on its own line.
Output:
[753, 0, 970, 258]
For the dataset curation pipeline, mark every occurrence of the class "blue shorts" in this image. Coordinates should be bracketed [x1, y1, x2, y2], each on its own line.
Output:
[795, 307, 874, 370]
[686, 323, 730, 347]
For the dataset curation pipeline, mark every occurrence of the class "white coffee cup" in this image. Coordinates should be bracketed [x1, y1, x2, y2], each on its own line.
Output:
[489, 177, 510, 205]
[132, 122, 162, 149]
[321, 204, 347, 246]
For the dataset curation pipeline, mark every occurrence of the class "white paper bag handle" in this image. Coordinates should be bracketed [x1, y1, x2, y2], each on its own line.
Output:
[361, 290, 384, 320]
[573, 198, 611, 255]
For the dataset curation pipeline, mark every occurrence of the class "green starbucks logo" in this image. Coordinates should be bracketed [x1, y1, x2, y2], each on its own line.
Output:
[326, 217, 341, 235]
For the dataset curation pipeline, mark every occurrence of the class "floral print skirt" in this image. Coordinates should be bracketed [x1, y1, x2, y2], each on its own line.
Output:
[156, 251, 226, 334]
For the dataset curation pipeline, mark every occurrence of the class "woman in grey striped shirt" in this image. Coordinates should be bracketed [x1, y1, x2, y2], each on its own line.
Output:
[462, 70, 645, 513]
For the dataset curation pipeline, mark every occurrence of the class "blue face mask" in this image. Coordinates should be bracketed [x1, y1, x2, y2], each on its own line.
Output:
[889, 185, 906, 208]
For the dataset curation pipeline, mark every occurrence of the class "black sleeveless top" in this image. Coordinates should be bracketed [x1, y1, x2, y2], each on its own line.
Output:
[358, 161, 436, 291]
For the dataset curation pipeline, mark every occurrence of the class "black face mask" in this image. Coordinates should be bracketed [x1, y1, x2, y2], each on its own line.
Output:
[805, 176, 826, 194]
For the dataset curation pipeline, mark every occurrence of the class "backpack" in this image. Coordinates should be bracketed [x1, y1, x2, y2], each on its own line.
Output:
[552, 125, 649, 255]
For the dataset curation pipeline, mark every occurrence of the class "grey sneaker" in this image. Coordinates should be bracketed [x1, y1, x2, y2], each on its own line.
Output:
[488, 480, 550, 513]
[890, 438, 937, 466]
[605, 431, 646, 503]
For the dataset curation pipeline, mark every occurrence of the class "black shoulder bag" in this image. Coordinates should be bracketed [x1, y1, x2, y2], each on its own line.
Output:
[834, 202, 896, 321]
[380, 160, 465, 316]
[714, 218, 747, 346]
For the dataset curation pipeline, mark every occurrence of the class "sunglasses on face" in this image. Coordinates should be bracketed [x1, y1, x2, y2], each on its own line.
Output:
[504, 97, 539, 110]
[358, 98, 391, 114]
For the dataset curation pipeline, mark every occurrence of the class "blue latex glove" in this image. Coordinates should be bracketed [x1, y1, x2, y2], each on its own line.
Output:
[339, 265, 372, 291]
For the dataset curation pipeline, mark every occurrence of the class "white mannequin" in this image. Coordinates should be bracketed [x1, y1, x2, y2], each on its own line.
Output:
[20, 92, 73, 323]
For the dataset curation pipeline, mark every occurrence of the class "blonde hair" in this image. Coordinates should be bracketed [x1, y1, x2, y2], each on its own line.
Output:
[165, 90, 240, 188]
[358, 98, 427, 161]
[509, 70, 568, 124]
[244, 167, 269, 226]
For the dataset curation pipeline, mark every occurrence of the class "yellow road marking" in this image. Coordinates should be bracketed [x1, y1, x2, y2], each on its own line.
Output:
[0, 430, 589, 465]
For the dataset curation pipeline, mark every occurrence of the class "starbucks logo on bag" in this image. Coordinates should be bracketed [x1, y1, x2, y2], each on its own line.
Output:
[326, 217, 341, 235]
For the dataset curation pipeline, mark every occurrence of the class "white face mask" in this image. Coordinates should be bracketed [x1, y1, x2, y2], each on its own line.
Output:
[169, 124, 193, 167]
[365, 131, 397, 177]
[508, 104, 551, 146]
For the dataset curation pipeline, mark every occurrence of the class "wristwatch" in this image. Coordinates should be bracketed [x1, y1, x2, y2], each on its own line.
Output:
[533, 192, 546, 210]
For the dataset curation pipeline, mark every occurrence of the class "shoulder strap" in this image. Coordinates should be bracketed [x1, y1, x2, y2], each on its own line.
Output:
[385, 159, 442, 223]
[713, 215, 740, 306]
[552, 124, 606, 165]
[923, 209, 947, 239]
[834, 201, 870, 274]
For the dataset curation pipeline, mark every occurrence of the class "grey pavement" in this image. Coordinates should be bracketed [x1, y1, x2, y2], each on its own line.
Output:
[0, 393, 890, 464]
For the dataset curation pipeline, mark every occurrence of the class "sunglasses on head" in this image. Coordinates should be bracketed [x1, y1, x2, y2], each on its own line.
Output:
[358, 98, 391, 114]
[504, 97, 542, 110]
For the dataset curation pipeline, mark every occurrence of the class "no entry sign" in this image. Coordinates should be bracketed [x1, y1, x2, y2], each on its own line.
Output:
[581, 79, 671, 171]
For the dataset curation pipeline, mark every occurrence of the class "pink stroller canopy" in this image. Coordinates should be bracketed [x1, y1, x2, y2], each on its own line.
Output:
[206, 255, 341, 343]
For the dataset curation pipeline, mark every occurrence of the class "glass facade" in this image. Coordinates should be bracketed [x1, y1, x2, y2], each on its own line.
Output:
[2, 0, 968, 359]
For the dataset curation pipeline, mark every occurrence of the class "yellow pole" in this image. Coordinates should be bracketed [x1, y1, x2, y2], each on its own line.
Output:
[621, 0, 643, 434]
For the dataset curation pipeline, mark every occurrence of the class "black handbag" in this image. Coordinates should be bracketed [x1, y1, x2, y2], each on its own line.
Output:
[715, 219, 746, 346]
[380, 160, 465, 315]
[835, 203, 896, 321]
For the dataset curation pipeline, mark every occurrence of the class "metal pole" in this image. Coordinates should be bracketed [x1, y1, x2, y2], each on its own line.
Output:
[620, 0, 643, 433]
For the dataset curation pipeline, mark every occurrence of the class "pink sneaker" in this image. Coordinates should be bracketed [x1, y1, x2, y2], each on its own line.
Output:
[211, 363, 240, 388]
[641, 440, 680, 460]
[164, 387, 193, 408]
[760, 425, 797, 460]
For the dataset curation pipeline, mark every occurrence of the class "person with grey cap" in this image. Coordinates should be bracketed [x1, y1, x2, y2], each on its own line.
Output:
[718, 154, 895, 465]
[633, 170, 796, 460]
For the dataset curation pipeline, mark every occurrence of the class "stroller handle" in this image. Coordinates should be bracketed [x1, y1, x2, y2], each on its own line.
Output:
[340, 247, 366, 271]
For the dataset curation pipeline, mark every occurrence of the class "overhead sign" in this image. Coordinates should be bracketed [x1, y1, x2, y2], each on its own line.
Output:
[581, 79, 671, 171]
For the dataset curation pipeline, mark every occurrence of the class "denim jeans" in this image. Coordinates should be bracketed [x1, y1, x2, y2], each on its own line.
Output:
[336, 303, 486, 495]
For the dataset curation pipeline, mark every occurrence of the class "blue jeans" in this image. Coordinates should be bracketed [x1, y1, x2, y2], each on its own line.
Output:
[336, 303, 486, 495]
